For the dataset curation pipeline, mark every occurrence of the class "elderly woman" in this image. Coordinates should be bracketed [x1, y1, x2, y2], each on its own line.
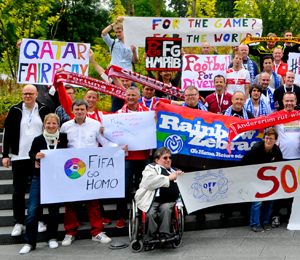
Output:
[19, 114, 68, 254]
[135, 147, 183, 250]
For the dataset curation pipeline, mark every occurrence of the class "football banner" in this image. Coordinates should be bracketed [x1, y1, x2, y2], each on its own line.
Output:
[181, 54, 231, 91]
[177, 160, 300, 214]
[156, 103, 264, 163]
[242, 37, 300, 45]
[123, 17, 262, 47]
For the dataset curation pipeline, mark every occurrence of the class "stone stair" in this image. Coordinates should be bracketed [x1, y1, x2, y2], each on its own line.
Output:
[0, 132, 253, 245]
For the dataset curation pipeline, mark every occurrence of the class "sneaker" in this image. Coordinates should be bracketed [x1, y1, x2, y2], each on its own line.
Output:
[251, 226, 264, 232]
[101, 217, 112, 225]
[48, 239, 59, 249]
[62, 235, 75, 246]
[262, 223, 271, 231]
[116, 219, 125, 228]
[92, 232, 112, 243]
[271, 216, 280, 228]
[19, 244, 33, 254]
[38, 221, 47, 233]
[11, 224, 25, 237]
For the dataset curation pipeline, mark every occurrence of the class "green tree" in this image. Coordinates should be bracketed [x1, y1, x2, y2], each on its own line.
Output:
[187, 0, 216, 18]
[215, 0, 235, 18]
[168, 0, 188, 17]
[0, 0, 62, 79]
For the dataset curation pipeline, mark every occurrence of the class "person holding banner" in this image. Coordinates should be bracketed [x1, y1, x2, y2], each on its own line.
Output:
[204, 75, 232, 114]
[242, 128, 283, 232]
[245, 84, 269, 117]
[135, 147, 183, 250]
[273, 71, 300, 110]
[2, 85, 50, 237]
[223, 51, 250, 99]
[19, 114, 68, 254]
[116, 87, 150, 228]
[271, 92, 300, 227]
[60, 99, 128, 246]
[201, 42, 218, 55]
[182, 86, 208, 111]
[102, 16, 138, 71]
[247, 33, 277, 71]
[254, 55, 283, 90]
[278, 30, 300, 64]
[273, 47, 288, 83]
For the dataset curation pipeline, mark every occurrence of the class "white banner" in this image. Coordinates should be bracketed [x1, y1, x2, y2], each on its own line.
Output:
[123, 17, 263, 47]
[177, 160, 300, 214]
[102, 111, 157, 151]
[181, 54, 231, 91]
[41, 147, 124, 204]
[288, 53, 300, 84]
[18, 38, 90, 85]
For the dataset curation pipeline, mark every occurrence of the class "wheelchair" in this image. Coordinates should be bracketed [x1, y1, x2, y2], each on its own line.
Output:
[129, 199, 184, 252]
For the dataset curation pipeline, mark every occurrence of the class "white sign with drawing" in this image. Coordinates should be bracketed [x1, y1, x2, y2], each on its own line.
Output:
[102, 111, 157, 151]
[40, 147, 125, 204]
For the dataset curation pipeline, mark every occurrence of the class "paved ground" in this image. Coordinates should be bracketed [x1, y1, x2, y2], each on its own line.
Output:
[1, 223, 300, 260]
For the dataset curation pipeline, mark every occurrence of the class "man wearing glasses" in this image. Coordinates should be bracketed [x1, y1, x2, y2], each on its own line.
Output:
[182, 86, 207, 111]
[2, 85, 50, 237]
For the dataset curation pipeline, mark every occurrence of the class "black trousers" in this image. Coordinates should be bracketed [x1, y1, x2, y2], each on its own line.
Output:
[12, 159, 35, 224]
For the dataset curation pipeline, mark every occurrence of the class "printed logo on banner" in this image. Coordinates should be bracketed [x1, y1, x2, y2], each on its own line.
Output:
[188, 170, 232, 203]
[64, 158, 86, 179]
[156, 110, 262, 161]
[164, 134, 184, 154]
[145, 37, 182, 71]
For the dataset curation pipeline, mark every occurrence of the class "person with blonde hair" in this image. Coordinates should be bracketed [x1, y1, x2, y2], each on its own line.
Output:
[19, 114, 68, 254]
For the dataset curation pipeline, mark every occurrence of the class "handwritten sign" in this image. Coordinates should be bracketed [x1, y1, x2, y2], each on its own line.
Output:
[177, 160, 300, 214]
[288, 53, 300, 83]
[145, 37, 182, 71]
[181, 54, 231, 91]
[123, 17, 262, 47]
[18, 38, 90, 85]
[102, 111, 157, 151]
[40, 147, 124, 204]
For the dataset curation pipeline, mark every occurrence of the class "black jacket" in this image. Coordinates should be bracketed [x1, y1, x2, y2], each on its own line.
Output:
[273, 84, 300, 110]
[29, 133, 68, 177]
[2, 101, 50, 158]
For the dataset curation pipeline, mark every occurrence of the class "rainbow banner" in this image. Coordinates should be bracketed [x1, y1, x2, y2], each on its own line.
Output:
[156, 103, 264, 169]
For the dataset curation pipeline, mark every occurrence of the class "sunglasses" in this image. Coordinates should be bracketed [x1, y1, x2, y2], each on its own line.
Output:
[162, 156, 172, 160]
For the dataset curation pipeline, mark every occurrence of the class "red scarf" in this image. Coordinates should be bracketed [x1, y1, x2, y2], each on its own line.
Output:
[119, 103, 149, 113]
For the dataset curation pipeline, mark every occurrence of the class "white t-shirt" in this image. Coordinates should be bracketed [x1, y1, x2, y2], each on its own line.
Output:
[275, 119, 300, 159]
[224, 68, 250, 95]
[11, 103, 43, 161]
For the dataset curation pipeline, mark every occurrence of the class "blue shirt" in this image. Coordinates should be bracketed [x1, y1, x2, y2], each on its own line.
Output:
[102, 34, 138, 71]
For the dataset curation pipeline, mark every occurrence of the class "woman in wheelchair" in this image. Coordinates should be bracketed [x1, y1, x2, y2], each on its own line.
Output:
[135, 147, 183, 250]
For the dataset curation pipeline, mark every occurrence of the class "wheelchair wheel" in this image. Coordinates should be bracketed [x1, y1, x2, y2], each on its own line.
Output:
[172, 238, 182, 248]
[131, 239, 143, 253]
[178, 206, 184, 238]
[129, 200, 139, 242]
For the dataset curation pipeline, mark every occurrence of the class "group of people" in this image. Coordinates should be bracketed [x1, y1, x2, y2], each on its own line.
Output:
[3, 17, 300, 254]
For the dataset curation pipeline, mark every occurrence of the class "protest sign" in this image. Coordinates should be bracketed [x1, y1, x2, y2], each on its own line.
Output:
[145, 37, 182, 71]
[177, 160, 300, 214]
[181, 54, 231, 91]
[123, 17, 262, 47]
[156, 102, 264, 169]
[103, 111, 157, 151]
[18, 38, 90, 85]
[40, 147, 124, 204]
[288, 53, 300, 83]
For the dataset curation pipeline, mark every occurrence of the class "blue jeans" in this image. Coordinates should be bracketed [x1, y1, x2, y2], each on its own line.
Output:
[24, 176, 60, 248]
[117, 159, 150, 219]
[250, 200, 274, 227]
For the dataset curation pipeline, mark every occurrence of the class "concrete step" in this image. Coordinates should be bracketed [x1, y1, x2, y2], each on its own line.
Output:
[0, 212, 251, 245]
[0, 194, 29, 210]
[0, 167, 12, 179]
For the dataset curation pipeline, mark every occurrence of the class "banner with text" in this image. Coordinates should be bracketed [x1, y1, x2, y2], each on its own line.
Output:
[18, 38, 90, 85]
[145, 37, 182, 71]
[288, 53, 300, 83]
[123, 17, 262, 47]
[181, 54, 231, 91]
[177, 160, 300, 214]
[103, 111, 157, 151]
[156, 103, 264, 162]
[41, 147, 124, 204]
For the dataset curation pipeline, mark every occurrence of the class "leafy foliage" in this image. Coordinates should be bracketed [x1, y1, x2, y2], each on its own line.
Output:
[187, 0, 216, 18]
